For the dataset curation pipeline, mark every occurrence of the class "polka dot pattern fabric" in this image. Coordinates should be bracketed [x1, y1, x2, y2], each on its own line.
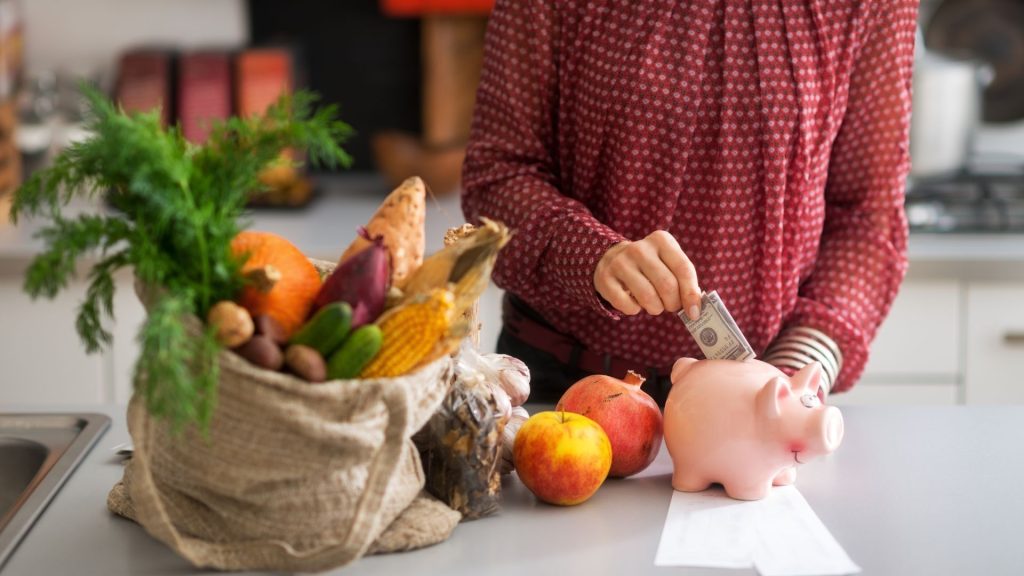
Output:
[462, 0, 918, 393]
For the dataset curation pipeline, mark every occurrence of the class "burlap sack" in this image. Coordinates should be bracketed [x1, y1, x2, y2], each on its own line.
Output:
[107, 260, 461, 572]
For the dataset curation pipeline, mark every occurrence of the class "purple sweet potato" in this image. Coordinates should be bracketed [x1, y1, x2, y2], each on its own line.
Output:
[314, 232, 390, 327]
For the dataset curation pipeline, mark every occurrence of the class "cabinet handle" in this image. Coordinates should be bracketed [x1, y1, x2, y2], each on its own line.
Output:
[1004, 332, 1024, 345]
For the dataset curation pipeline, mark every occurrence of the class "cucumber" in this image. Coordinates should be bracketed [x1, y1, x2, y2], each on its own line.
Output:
[290, 302, 352, 357]
[328, 325, 383, 380]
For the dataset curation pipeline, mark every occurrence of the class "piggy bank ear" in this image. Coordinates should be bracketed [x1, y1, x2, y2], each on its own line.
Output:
[756, 376, 792, 419]
[671, 357, 699, 384]
[791, 362, 823, 393]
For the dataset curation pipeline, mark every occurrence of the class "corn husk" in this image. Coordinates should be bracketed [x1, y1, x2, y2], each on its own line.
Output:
[402, 219, 510, 314]
[405, 219, 510, 372]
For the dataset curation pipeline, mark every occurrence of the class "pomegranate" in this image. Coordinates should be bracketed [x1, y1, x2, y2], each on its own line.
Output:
[556, 370, 663, 478]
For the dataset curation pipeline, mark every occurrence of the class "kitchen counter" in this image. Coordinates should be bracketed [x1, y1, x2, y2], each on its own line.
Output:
[2, 174, 1024, 280]
[2, 404, 1023, 575]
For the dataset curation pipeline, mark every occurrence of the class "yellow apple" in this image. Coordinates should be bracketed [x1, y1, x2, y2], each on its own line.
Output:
[513, 411, 612, 506]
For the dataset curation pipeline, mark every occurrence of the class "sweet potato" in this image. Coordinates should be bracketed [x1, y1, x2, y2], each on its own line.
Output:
[314, 233, 390, 327]
[340, 176, 425, 288]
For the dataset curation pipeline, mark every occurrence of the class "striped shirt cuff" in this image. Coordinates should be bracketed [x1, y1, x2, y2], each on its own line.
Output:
[763, 326, 843, 396]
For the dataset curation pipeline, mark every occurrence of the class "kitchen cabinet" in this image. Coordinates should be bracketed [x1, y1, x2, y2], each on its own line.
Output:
[0, 272, 143, 405]
[860, 281, 962, 378]
[4, 276, 1022, 406]
[4, 275, 1019, 406]
[0, 279, 106, 404]
[109, 271, 147, 404]
[830, 382, 960, 406]
[965, 283, 1024, 403]
[839, 281, 963, 405]
[842, 280, 1024, 405]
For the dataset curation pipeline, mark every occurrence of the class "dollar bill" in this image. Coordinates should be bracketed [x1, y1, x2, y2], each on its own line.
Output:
[678, 290, 756, 361]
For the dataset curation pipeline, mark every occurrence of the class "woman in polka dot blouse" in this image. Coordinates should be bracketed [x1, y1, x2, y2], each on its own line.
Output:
[462, 0, 918, 404]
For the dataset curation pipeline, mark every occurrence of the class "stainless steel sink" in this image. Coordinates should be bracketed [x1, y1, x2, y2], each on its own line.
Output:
[0, 414, 109, 569]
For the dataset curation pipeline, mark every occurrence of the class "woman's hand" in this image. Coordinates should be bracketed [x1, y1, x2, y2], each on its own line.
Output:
[594, 231, 702, 319]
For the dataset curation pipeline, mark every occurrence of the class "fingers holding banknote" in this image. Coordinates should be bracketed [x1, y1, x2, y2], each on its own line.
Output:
[595, 231, 701, 318]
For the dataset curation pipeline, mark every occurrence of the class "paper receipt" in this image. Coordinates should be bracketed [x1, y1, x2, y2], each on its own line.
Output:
[655, 486, 861, 575]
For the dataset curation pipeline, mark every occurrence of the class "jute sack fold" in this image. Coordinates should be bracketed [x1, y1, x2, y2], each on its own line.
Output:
[107, 260, 461, 572]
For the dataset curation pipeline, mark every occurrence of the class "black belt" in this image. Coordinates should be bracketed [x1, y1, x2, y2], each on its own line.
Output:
[501, 294, 673, 402]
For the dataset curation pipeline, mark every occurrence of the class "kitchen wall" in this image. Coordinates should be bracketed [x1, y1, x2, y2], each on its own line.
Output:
[21, 0, 247, 79]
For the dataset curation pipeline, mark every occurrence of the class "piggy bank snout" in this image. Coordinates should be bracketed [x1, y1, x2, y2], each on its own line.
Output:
[815, 406, 844, 454]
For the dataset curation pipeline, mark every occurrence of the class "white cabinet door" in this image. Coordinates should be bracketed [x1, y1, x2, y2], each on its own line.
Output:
[477, 284, 503, 354]
[110, 270, 146, 404]
[0, 279, 105, 404]
[830, 382, 959, 406]
[965, 283, 1024, 403]
[862, 280, 962, 378]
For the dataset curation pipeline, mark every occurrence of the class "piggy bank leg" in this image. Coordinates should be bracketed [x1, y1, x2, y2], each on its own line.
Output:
[772, 466, 797, 486]
[672, 471, 712, 493]
[722, 479, 773, 501]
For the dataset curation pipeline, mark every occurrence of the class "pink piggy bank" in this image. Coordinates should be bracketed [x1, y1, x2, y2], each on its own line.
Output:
[664, 358, 844, 501]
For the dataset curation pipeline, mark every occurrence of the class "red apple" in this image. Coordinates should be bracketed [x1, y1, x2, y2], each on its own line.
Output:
[513, 411, 612, 506]
[556, 370, 663, 478]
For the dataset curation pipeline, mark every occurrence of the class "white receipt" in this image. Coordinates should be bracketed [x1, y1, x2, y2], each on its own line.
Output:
[655, 486, 860, 576]
[654, 487, 755, 568]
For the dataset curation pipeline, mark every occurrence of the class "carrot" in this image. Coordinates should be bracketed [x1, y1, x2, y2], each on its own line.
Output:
[340, 176, 426, 288]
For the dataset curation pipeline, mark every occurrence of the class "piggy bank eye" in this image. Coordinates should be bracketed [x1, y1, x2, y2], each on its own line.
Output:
[800, 393, 820, 408]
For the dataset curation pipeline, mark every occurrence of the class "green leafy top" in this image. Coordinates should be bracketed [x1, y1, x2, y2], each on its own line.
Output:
[11, 86, 352, 431]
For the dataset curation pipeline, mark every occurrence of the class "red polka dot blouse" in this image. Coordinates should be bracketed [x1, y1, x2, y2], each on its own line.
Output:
[462, 0, 918, 393]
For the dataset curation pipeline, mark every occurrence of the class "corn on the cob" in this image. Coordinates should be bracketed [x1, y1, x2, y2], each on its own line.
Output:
[360, 288, 454, 378]
[412, 318, 471, 372]
[402, 218, 510, 299]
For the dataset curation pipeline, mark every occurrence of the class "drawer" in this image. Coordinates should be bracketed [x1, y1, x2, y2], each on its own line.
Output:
[110, 271, 148, 404]
[965, 283, 1024, 403]
[0, 280, 105, 404]
[862, 281, 961, 377]
[830, 382, 959, 406]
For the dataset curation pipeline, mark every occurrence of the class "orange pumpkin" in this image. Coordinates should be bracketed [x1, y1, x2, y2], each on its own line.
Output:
[231, 231, 321, 338]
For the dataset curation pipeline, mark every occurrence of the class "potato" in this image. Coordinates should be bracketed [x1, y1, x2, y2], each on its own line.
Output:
[207, 301, 254, 348]
[234, 335, 284, 371]
[252, 314, 288, 345]
[284, 344, 327, 383]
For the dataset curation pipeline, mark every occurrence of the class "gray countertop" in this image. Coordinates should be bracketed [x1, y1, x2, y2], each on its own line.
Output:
[2, 404, 1023, 576]
[2, 174, 1024, 280]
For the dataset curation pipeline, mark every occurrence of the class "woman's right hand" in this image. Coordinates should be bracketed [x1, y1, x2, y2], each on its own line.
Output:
[594, 231, 702, 320]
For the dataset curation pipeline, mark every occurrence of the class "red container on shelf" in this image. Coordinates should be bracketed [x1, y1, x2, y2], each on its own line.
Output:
[115, 49, 173, 126]
[235, 48, 292, 118]
[178, 51, 231, 144]
[380, 0, 494, 17]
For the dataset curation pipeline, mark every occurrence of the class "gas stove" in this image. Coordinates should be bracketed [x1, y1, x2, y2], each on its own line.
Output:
[905, 157, 1024, 233]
